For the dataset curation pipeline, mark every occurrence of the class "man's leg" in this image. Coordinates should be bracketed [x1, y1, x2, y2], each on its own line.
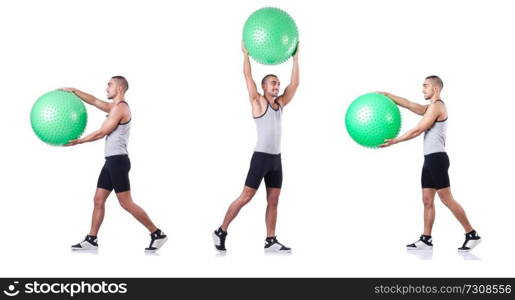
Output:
[213, 152, 264, 251]
[116, 191, 167, 251]
[265, 187, 281, 237]
[262, 157, 290, 252]
[408, 155, 437, 250]
[72, 162, 112, 250]
[221, 186, 257, 231]
[263, 186, 290, 252]
[89, 188, 111, 236]
[422, 188, 437, 236]
[116, 191, 158, 233]
[436, 187, 473, 232]
[406, 188, 436, 250]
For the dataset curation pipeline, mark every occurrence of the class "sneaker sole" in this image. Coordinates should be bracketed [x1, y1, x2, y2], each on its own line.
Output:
[406, 247, 433, 251]
[264, 248, 292, 254]
[458, 238, 482, 252]
[145, 236, 168, 252]
[71, 246, 98, 251]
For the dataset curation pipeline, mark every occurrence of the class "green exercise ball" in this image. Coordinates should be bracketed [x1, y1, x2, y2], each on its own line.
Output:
[243, 7, 299, 65]
[30, 90, 87, 146]
[345, 93, 402, 148]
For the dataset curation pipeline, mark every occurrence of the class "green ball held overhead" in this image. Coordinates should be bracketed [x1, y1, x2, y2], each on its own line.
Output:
[345, 93, 402, 148]
[243, 7, 299, 65]
[30, 90, 88, 146]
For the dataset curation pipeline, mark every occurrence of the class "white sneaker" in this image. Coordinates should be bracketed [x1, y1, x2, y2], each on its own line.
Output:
[264, 237, 291, 253]
[71, 235, 98, 250]
[458, 230, 482, 251]
[145, 229, 168, 251]
[212, 227, 227, 251]
[406, 235, 433, 250]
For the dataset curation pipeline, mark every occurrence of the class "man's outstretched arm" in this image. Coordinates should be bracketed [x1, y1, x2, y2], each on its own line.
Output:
[65, 105, 124, 146]
[61, 88, 112, 113]
[378, 91, 427, 116]
[380, 104, 441, 148]
[278, 43, 300, 107]
[242, 42, 260, 103]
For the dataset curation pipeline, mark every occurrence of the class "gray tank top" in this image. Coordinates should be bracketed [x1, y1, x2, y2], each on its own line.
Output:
[254, 101, 282, 155]
[104, 102, 131, 157]
[423, 101, 447, 155]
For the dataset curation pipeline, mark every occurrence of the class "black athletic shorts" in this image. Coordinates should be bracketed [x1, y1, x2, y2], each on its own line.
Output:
[421, 152, 450, 190]
[244, 152, 282, 189]
[97, 155, 131, 193]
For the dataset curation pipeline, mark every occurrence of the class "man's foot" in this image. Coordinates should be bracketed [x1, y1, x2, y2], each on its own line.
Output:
[71, 235, 98, 250]
[406, 235, 433, 250]
[264, 236, 291, 253]
[212, 227, 227, 251]
[145, 229, 168, 251]
[458, 230, 481, 251]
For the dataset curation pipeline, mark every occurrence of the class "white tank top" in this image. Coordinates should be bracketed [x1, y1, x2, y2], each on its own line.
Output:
[254, 101, 282, 155]
[423, 101, 447, 155]
[104, 102, 131, 157]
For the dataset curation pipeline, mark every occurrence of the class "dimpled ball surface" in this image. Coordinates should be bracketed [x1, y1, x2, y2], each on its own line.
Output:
[30, 90, 87, 146]
[243, 7, 299, 65]
[345, 93, 402, 148]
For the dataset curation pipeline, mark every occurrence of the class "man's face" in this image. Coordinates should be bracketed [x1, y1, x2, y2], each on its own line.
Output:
[422, 79, 435, 100]
[106, 79, 118, 100]
[263, 77, 280, 97]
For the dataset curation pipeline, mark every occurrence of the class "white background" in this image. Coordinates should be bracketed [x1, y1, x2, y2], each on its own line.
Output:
[0, 0, 514, 277]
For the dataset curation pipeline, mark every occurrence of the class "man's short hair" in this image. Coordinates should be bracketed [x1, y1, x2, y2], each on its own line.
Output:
[425, 75, 443, 90]
[261, 74, 278, 87]
[111, 75, 129, 92]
